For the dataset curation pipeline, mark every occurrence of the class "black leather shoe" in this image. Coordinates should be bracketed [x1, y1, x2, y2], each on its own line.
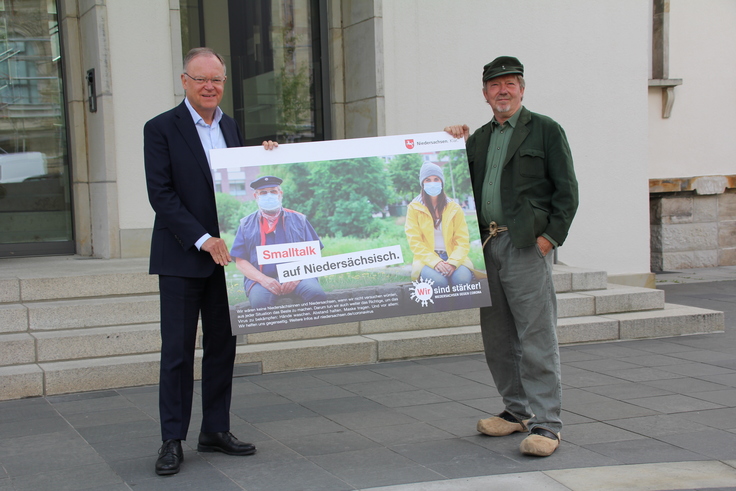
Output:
[197, 431, 256, 456]
[155, 439, 183, 476]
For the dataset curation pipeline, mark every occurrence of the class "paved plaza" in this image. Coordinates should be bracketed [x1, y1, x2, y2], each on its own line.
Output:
[1, 268, 735, 490]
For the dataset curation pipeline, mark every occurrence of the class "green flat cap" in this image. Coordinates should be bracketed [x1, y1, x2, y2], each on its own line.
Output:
[482, 56, 524, 82]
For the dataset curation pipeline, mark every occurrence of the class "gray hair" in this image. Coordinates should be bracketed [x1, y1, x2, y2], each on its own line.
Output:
[483, 74, 525, 90]
[183, 47, 227, 75]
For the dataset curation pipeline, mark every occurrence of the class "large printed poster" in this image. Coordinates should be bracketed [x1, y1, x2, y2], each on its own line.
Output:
[211, 132, 491, 335]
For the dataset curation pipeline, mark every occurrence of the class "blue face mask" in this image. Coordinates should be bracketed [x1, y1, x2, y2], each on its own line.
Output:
[257, 193, 281, 211]
[423, 182, 442, 197]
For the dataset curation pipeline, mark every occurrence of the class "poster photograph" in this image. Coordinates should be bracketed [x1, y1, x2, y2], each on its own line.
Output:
[210, 132, 491, 336]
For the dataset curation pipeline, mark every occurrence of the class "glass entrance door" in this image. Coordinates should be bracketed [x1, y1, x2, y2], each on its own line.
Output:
[180, 0, 329, 146]
[0, 0, 73, 257]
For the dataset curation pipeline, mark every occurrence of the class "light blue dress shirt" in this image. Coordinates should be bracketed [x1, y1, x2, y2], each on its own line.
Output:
[183, 97, 227, 250]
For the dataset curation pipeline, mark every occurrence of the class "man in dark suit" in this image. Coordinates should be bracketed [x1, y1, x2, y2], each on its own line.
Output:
[446, 56, 578, 457]
[144, 47, 275, 476]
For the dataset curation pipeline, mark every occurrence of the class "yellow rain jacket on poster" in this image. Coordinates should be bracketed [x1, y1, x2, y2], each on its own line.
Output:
[405, 197, 476, 280]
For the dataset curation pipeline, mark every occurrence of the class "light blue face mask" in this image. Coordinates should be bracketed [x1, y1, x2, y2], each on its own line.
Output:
[257, 193, 281, 211]
[423, 182, 442, 197]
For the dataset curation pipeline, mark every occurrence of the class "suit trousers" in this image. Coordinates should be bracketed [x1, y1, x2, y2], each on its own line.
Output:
[158, 267, 236, 441]
[480, 231, 562, 434]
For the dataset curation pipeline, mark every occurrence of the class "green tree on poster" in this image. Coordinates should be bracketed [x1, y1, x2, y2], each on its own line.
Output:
[388, 153, 424, 202]
[287, 157, 391, 238]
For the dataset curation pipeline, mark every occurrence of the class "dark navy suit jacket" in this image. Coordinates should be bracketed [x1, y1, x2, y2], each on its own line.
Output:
[144, 100, 244, 277]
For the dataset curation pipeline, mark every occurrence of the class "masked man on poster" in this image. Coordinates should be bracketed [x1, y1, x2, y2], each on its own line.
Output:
[144, 47, 277, 476]
[445, 56, 578, 457]
[230, 176, 327, 308]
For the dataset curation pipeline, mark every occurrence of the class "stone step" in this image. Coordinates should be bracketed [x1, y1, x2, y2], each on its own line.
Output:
[0, 283, 672, 368]
[552, 265, 608, 293]
[0, 257, 156, 302]
[604, 303, 726, 340]
[32, 324, 161, 362]
[0, 259, 604, 305]
[1, 302, 722, 398]
[0, 333, 36, 367]
[26, 295, 160, 331]
[558, 284, 665, 318]
[12, 283, 650, 338]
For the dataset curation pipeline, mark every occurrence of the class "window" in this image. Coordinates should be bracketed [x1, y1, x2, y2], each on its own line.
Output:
[180, 0, 329, 146]
[0, 0, 73, 256]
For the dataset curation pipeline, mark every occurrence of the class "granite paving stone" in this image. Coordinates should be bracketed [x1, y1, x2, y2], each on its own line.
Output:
[606, 413, 716, 438]
[459, 396, 501, 412]
[562, 421, 648, 446]
[426, 416, 489, 438]
[395, 401, 485, 422]
[603, 366, 684, 382]
[226, 391, 293, 408]
[564, 399, 659, 420]
[300, 396, 387, 415]
[278, 385, 357, 402]
[231, 402, 319, 423]
[106, 455, 165, 485]
[618, 353, 690, 367]
[0, 416, 71, 439]
[74, 418, 160, 444]
[509, 443, 621, 472]
[628, 393, 724, 413]
[457, 369, 497, 386]
[0, 398, 58, 422]
[583, 381, 674, 400]
[0, 432, 105, 477]
[364, 389, 450, 407]
[6, 463, 124, 491]
[353, 421, 455, 446]
[666, 349, 736, 364]
[582, 438, 709, 465]
[676, 406, 736, 430]
[308, 447, 444, 489]
[0, 272, 734, 490]
[278, 428, 379, 456]
[61, 406, 153, 428]
[697, 372, 736, 387]
[223, 417, 272, 443]
[656, 362, 736, 377]
[253, 415, 346, 440]
[566, 359, 643, 373]
[657, 429, 736, 460]
[225, 458, 352, 491]
[642, 376, 732, 394]
[48, 392, 134, 415]
[559, 348, 605, 363]
[422, 380, 496, 400]
[310, 366, 390, 385]
[340, 379, 417, 397]
[89, 434, 163, 462]
[323, 409, 419, 430]
[690, 388, 736, 406]
[197, 439, 302, 469]
[559, 366, 629, 387]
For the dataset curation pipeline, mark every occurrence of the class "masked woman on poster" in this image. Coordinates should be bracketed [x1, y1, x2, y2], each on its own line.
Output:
[405, 162, 475, 288]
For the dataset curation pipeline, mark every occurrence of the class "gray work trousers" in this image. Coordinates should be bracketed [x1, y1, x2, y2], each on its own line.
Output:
[480, 231, 562, 434]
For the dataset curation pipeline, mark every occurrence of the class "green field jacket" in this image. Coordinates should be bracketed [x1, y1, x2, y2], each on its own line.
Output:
[466, 106, 579, 249]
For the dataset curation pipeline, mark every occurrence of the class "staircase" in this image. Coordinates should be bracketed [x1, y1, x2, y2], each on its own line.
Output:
[0, 257, 724, 400]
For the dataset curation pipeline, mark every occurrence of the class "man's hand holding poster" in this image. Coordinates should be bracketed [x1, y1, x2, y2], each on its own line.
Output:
[211, 132, 491, 335]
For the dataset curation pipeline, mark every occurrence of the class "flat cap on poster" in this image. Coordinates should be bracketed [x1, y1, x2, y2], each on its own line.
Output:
[250, 176, 283, 189]
[482, 56, 524, 82]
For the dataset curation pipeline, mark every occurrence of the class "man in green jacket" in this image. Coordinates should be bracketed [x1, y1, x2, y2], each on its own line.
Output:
[446, 56, 578, 457]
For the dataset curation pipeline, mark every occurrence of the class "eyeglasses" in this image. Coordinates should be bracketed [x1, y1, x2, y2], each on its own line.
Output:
[184, 73, 227, 86]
